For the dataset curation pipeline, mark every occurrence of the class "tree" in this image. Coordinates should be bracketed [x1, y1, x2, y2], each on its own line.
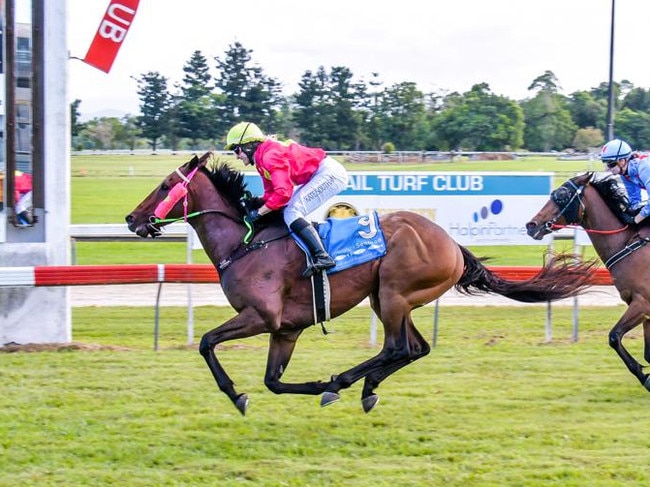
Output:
[523, 72, 576, 151]
[569, 91, 607, 132]
[622, 86, 650, 113]
[133, 71, 171, 151]
[176, 50, 216, 147]
[375, 82, 428, 150]
[116, 115, 141, 151]
[572, 127, 604, 152]
[70, 99, 84, 137]
[292, 65, 368, 149]
[360, 72, 384, 150]
[81, 117, 122, 150]
[434, 83, 524, 151]
[293, 67, 332, 146]
[527, 70, 561, 94]
[522, 92, 576, 151]
[322, 66, 361, 150]
[613, 108, 650, 149]
[214, 41, 283, 140]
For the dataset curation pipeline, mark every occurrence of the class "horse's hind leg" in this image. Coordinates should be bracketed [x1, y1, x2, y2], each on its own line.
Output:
[321, 300, 429, 411]
[263, 331, 330, 396]
[643, 317, 650, 363]
[360, 316, 430, 412]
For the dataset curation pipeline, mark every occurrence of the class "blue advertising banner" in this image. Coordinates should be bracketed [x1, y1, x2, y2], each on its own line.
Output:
[242, 171, 555, 246]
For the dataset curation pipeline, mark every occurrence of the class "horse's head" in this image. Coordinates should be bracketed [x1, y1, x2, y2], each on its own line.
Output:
[526, 171, 635, 241]
[125, 152, 212, 238]
[525, 172, 593, 240]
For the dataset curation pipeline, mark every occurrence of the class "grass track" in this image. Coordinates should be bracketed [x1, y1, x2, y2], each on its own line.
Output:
[2, 305, 649, 486]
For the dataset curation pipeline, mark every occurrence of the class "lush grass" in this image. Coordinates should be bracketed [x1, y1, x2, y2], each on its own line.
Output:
[1, 305, 647, 486]
[70, 152, 601, 179]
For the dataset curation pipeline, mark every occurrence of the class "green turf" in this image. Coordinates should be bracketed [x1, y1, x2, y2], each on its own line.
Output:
[1, 305, 646, 486]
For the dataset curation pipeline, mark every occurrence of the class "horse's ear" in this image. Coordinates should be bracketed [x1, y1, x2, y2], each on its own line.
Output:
[198, 151, 213, 166]
[188, 155, 200, 168]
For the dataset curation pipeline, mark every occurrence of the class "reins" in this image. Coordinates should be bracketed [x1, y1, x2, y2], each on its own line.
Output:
[548, 222, 629, 235]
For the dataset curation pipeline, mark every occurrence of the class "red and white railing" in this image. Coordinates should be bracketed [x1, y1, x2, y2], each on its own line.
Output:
[0, 264, 613, 287]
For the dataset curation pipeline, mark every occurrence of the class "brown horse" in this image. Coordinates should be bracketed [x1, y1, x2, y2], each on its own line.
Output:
[126, 152, 596, 415]
[526, 171, 650, 392]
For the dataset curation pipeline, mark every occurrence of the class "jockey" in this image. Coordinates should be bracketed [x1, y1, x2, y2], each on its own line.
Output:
[601, 138, 650, 224]
[225, 121, 348, 277]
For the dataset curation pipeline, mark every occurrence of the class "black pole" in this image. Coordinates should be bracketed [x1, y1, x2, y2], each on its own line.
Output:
[606, 0, 616, 140]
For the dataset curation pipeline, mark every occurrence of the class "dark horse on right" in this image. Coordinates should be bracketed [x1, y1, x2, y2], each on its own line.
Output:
[126, 153, 598, 415]
[527, 171, 650, 392]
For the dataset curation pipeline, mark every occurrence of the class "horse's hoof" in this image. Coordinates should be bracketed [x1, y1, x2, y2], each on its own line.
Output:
[321, 391, 340, 407]
[644, 376, 650, 391]
[235, 394, 249, 416]
[362, 394, 380, 413]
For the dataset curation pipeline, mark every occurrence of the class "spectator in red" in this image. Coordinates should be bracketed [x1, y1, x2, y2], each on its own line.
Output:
[14, 170, 33, 225]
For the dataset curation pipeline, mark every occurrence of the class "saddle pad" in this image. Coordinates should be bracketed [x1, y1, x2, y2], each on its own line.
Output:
[320, 212, 386, 273]
[290, 212, 386, 274]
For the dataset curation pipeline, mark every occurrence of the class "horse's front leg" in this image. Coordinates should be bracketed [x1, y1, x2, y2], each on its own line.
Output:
[198, 308, 268, 415]
[608, 302, 650, 389]
[264, 331, 331, 396]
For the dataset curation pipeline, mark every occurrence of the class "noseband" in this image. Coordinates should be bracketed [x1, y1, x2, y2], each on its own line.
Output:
[546, 180, 585, 230]
[153, 166, 200, 222]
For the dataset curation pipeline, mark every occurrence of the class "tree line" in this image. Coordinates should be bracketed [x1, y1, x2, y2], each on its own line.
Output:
[70, 41, 650, 153]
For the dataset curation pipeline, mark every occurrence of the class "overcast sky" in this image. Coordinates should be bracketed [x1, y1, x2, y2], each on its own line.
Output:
[67, 0, 650, 120]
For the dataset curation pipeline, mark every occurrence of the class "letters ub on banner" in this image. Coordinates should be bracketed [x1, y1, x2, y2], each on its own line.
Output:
[243, 172, 555, 247]
[83, 0, 140, 73]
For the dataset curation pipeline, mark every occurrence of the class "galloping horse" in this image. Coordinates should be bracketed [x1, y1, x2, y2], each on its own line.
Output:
[526, 171, 650, 391]
[126, 152, 596, 415]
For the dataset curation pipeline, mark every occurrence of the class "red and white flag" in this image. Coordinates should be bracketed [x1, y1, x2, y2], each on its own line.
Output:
[83, 0, 140, 73]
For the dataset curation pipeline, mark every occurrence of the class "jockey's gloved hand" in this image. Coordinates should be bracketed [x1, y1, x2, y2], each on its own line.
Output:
[246, 209, 260, 223]
[634, 211, 647, 224]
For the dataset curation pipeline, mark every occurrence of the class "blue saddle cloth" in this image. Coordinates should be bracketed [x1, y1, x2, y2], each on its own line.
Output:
[293, 212, 387, 274]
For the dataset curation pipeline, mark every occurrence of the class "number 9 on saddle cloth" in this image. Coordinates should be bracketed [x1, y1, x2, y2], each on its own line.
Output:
[295, 212, 387, 274]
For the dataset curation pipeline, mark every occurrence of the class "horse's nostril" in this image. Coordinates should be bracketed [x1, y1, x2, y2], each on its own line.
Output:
[525, 221, 536, 231]
[125, 215, 133, 224]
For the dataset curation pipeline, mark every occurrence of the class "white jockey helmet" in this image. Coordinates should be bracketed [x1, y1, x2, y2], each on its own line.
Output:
[600, 139, 632, 162]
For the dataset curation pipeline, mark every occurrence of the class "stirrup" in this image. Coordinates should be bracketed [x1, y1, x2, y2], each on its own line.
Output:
[302, 258, 335, 278]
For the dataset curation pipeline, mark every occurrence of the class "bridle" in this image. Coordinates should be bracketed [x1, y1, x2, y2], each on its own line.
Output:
[546, 178, 628, 235]
[146, 164, 279, 246]
[546, 179, 586, 230]
[147, 165, 243, 235]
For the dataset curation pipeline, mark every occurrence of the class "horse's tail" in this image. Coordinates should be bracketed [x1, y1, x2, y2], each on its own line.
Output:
[454, 246, 598, 303]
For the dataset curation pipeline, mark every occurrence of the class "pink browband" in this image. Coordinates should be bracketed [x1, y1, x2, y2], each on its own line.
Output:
[153, 166, 200, 221]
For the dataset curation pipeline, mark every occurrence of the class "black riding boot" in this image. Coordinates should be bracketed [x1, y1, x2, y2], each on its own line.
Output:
[290, 218, 335, 277]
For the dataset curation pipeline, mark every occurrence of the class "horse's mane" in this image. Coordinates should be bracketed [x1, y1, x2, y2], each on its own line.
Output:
[589, 174, 635, 224]
[200, 162, 285, 225]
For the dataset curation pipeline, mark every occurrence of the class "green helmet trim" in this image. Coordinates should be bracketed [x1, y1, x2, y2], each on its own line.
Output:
[224, 122, 265, 150]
